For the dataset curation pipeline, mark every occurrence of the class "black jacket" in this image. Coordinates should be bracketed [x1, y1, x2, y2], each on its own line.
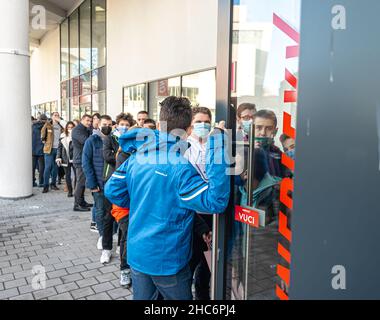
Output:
[103, 135, 120, 181]
[32, 121, 45, 156]
[57, 135, 73, 167]
[72, 123, 91, 165]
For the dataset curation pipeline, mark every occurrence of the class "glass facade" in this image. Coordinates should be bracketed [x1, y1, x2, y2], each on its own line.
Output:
[31, 101, 59, 119]
[225, 0, 301, 300]
[60, 0, 106, 120]
[123, 69, 216, 122]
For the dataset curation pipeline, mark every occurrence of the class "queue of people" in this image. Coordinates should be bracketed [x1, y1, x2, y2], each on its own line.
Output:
[31, 97, 295, 300]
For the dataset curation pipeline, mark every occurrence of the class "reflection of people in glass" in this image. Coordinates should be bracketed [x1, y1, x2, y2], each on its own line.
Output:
[253, 110, 284, 178]
[236, 103, 256, 142]
[280, 134, 295, 160]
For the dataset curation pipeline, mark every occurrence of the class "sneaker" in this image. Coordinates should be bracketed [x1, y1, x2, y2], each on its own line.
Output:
[67, 192, 73, 198]
[116, 246, 120, 255]
[90, 222, 98, 232]
[100, 250, 112, 264]
[42, 187, 49, 194]
[97, 237, 103, 250]
[120, 269, 132, 288]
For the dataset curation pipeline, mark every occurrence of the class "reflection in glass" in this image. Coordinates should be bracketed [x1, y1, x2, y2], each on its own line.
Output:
[80, 73, 92, 96]
[92, 0, 106, 69]
[61, 99, 70, 121]
[60, 19, 69, 81]
[182, 70, 216, 123]
[226, 0, 301, 301]
[92, 91, 106, 114]
[71, 98, 80, 121]
[69, 10, 79, 78]
[149, 78, 181, 121]
[92, 67, 106, 92]
[123, 84, 147, 119]
[80, 0, 92, 74]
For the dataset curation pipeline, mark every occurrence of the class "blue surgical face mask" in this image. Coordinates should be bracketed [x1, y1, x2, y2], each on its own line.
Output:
[118, 126, 128, 135]
[193, 123, 211, 139]
[286, 149, 295, 160]
[242, 120, 252, 134]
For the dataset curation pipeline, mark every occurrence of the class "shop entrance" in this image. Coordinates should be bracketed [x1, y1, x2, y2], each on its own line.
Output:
[212, 0, 300, 300]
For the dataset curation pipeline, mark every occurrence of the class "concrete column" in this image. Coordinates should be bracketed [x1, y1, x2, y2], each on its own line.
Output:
[0, 0, 32, 199]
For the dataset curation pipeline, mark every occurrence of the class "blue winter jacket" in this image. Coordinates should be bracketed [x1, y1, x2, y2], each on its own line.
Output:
[82, 133, 105, 190]
[104, 128, 230, 276]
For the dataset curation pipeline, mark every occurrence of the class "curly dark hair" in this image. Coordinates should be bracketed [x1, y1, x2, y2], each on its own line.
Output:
[159, 96, 192, 133]
[116, 112, 136, 126]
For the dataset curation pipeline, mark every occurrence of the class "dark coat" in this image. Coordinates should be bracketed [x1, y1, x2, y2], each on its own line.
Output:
[82, 134, 105, 190]
[32, 121, 45, 156]
[72, 123, 91, 165]
[103, 135, 120, 181]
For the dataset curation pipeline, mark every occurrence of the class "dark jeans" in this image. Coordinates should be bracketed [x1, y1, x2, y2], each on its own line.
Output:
[119, 216, 129, 271]
[131, 265, 193, 300]
[101, 197, 114, 250]
[92, 191, 107, 237]
[74, 165, 86, 206]
[64, 164, 75, 194]
[43, 148, 58, 187]
[32, 155, 44, 186]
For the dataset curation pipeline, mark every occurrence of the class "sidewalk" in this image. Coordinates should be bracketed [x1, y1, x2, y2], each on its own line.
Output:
[0, 186, 132, 300]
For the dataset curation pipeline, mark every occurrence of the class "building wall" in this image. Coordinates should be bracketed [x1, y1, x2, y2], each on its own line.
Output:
[30, 26, 60, 108]
[106, 0, 218, 117]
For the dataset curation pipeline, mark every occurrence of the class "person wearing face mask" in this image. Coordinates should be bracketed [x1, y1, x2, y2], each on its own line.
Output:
[184, 107, 214, 300]
[56, 122, 76, 197]
[236, 103, 256, 142]
[82, 115, 114, 258]
[101, 113, 135, 268]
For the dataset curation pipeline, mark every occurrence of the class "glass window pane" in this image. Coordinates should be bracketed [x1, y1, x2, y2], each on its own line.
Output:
[182, 69, 216, 123]
[61, 81, 69, 99]
[226, 0, 301, 301]
[92, 0, 106, 69]
[60, 19, 69, 81]
[71, 98, 80, 121]
[80, 72, 92, 96]
[92, 67, 106, 92]
[70, 77, 80, 97]
[149, 77, 181, 121]
[69, 10, 79, 77]
[61, 99, 70, 121]
[80, 0, 91, 74]
[123, 84, 147, 119]
[92, 91, 106, 114]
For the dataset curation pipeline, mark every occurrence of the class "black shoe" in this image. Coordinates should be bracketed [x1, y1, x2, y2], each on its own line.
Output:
[73, 205, 90, 212]
[82, 202, 94, 208]
[68, 192, 73, 198]
[42, 187, 49, 194]
[50, 185, 59, 191]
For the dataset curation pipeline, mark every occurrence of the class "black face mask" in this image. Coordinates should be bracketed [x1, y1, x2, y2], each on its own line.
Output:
[101, 126, 112, 136]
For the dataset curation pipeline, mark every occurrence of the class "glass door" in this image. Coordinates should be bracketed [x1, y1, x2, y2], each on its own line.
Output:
[223, 0, 301, 300]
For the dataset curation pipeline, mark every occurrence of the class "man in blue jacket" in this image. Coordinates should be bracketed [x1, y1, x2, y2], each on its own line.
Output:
[105, 97, 230, 300]
[82, 115, 113, 258]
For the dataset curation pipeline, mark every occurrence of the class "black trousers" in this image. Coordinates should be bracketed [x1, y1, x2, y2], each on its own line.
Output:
[189, 248, 211, 300]
[74, 165, 86, 206]
[118, 216, 130, 271]
[64, 164, 75, 194]
[32, 155, 45, 186]
[101, 198, 114, 250]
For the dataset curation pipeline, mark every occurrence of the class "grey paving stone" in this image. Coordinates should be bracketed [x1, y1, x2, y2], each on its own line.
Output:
[76, 277, 98, 288]
[0, 273, 15, 282]
[95, 273, 118, 283]
[71, 287, 95, 299]
[66, 265, 87, 274]
[86, 292, 112, 300]
[55, 282, 79, 294]
[0, 288, 19, 300]
[9, 293, 34, 300]
[33, 287, 58, 300]
[107, 287, 131, 300]
[61, 273, 83, 284]
[91, 282, 114, 294]
[4, 278, 27, 290]
[47, 269, 68, 279]
[48, 292, 74, 300]
[80, 269, 103, 279]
